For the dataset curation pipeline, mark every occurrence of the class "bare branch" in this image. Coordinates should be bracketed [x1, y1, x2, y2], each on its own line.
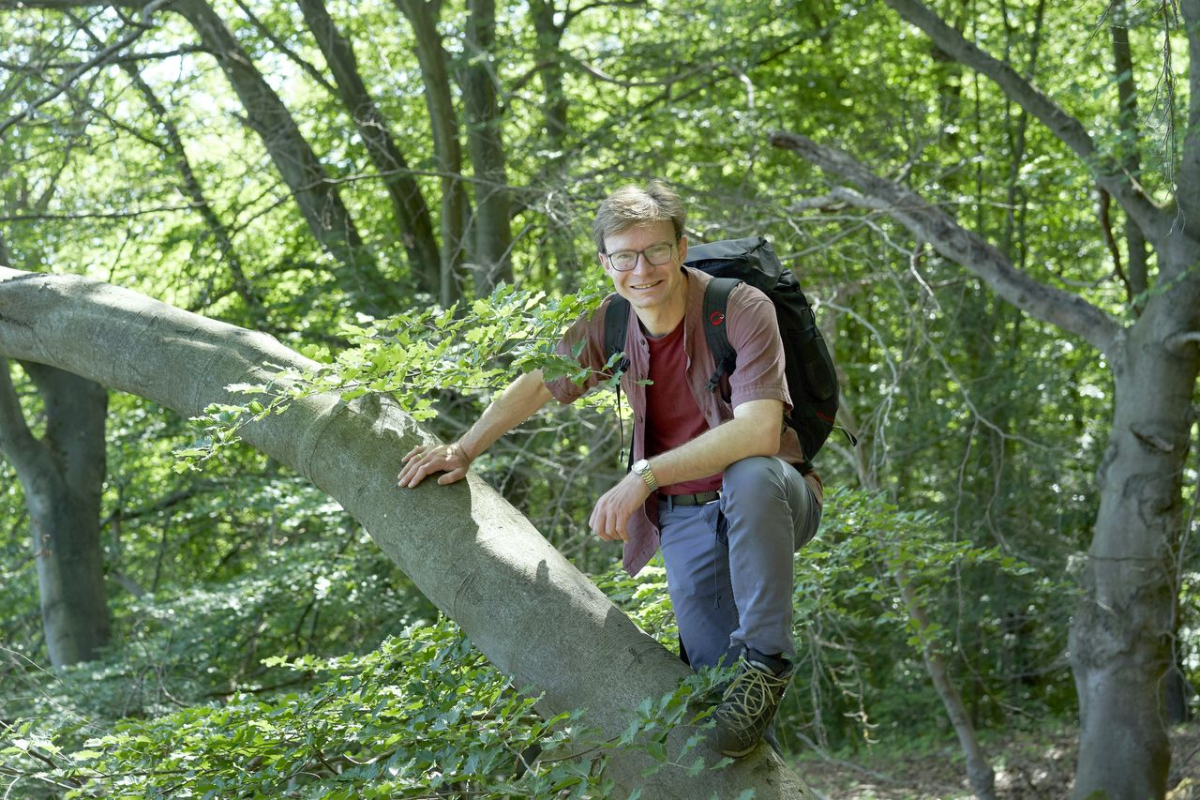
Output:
[0, 47, 206, 71]
[770, 130, 1123, 358]
[0, 204, 202, 222]
[561, 0, 645, 27]
[229, 0, 338, 96]
[0, 0, 151, 7]
[882, 0, 1172, 247]
[0, 0, 170, 137]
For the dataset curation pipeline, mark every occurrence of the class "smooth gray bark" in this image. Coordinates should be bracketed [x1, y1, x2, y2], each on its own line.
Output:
[0, 266, 817, 799]
[0, 358, 110, 667]
[295, 0, 442, 296]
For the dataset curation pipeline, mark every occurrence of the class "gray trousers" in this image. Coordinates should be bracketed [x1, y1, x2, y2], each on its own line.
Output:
[657, 456, 821, 670]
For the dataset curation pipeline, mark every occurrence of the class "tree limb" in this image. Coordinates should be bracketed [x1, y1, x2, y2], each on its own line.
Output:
[0, 359, 45, 475]
[229, 0, 338, 97]
[882, 0, 1172, 247]
[0, 0, 169, 137]
[770, 130, 1123, 358]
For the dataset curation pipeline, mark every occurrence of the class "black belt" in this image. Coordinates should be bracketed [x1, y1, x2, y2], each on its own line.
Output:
[660, 490, 720, 507]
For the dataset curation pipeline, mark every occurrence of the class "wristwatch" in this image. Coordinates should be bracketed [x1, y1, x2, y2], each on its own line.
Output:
[631, 459, 658, 492]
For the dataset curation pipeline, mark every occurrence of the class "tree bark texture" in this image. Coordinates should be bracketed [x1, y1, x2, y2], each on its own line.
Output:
[1068, 286, 1200, 799]
[295, 0, 442, 297]
[0, 267, 818, 799]
[0, 358, 110, 667]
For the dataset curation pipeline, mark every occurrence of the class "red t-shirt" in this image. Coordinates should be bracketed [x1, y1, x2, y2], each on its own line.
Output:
[644, 321, 723, 495]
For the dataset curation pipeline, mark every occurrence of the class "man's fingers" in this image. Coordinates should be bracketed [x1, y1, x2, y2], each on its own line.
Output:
[437, 467, 467, 485]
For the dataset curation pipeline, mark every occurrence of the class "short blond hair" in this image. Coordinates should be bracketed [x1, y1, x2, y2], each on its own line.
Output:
[592, 180, 686, 253]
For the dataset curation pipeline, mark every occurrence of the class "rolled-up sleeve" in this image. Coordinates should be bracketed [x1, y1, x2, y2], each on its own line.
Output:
[725, 284, 792, 411]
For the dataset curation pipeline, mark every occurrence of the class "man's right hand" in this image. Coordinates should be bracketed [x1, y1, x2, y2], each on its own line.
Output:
[397, 442, 472, 488]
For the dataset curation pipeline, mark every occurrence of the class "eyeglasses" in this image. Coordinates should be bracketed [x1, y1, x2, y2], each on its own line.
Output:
[602, 241, 677, 272]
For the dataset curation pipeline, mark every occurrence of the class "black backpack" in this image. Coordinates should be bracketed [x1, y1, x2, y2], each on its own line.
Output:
[603, 236, 844, 472]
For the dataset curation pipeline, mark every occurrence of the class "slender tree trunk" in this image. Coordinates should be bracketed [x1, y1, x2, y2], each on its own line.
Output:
[170, 0, 394, 311]
[525, 0, 578, 285]
[461, 0, 513, 294]
[394, 0, 467, 307]
[0, 359, 110, 667]
[834, 397, 996, 800]
[295, 0, 442, 297]
[0, 266, 818, 799]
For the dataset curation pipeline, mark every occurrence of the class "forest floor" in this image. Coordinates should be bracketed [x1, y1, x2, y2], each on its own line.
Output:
[791, 723, 1200, 799]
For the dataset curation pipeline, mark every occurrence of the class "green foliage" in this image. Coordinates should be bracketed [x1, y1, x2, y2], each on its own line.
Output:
[3, 0, 1194, 792]
[173, 277, 615, 472]
[1, 616, 733, 799]
[778, 488, 1072, 752]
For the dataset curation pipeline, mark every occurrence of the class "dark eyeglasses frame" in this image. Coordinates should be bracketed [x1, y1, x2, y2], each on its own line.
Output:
[602, 240, 678, 272]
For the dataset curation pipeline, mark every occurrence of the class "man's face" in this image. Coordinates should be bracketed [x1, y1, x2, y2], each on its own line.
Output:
[600, 220, 688, 313]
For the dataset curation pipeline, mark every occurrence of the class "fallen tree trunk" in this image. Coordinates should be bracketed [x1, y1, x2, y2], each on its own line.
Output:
[0, 266, 816, 799]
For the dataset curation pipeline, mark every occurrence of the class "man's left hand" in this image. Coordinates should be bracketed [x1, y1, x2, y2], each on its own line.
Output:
[589, 473, 652, 543]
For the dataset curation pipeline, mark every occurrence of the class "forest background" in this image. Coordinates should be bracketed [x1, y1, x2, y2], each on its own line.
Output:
[0, 0, 1198, 798]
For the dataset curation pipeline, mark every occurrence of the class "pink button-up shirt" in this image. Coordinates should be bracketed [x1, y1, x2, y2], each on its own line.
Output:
[546, 267, 821, 575]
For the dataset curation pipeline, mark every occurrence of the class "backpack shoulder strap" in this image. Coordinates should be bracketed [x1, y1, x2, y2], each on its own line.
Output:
[702, 277, 741, 391]
[603, 295, 631, 375]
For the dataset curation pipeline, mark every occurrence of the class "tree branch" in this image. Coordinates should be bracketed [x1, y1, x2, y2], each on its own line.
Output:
[229, 0, 338, 97]
[0, 47, 207, 72]
[769, 130, 1122, 358]
[560, 0, 645, 27]
[0, 205, 202, 222]
[0, 0, 170, 137]
[0, 358, 45, 474]
[882, 0, 1172, 247]
[0, 0, 150, 7]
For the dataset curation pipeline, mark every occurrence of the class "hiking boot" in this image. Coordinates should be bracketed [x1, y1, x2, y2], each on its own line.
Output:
[713, 650, 794, 757]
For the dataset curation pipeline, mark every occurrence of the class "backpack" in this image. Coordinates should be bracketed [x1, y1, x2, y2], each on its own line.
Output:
[603, 236, 844, 472]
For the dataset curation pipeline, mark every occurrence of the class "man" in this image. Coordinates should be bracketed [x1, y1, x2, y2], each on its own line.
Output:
[397, 181, 822, 757]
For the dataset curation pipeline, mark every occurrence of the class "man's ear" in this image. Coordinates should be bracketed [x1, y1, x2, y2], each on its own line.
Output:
[677, 235, 688, 263]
